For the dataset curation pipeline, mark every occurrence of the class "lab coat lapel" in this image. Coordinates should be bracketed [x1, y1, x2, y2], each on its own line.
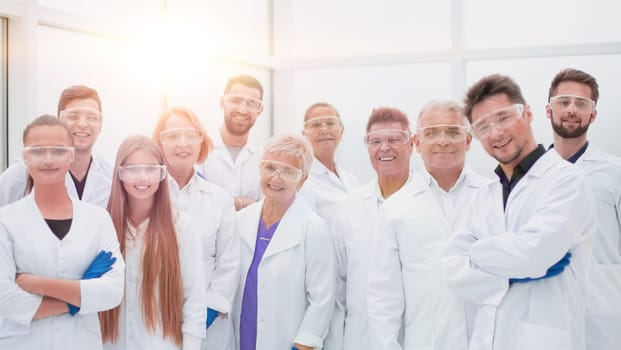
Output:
[240, 202, 263, 255]
[506, 150, 559, 207]
[262, 201, 304, 260]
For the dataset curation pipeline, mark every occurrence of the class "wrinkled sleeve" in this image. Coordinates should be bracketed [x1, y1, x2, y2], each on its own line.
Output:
[207, 194, 240, 314]
[0, 220, 42, 326]
[179, 220, 207, 339]
[78, 211, 125, 314]
[469, 172, 595, 279]
[294, 218, 336, 348]
[366, 207, 404, 350]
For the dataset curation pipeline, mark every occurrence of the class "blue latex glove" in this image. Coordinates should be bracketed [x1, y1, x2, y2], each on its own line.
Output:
[510, 252, 571, 284]
[292, 347, 300, 350]
[206, 307, 219, 330]
[68, 251, 117, 315]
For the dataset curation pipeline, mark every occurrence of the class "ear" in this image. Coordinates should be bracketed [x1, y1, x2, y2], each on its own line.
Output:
[545, 104, 552, 119]
[219, 96, 225, 110]
[589, 109, 598, 124]
[413, 134, 422, 153]
[256, 102, 264, 116]
[464, 133, 473, 151]
[524, 104, 534, 123]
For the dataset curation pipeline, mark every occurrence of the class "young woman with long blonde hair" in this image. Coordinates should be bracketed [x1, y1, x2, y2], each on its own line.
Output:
[99, 135, 206, 350]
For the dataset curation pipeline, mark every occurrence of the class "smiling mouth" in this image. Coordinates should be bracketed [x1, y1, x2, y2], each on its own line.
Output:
[378, 156, 396, 161]
[493, 139, 511, 149]
[267, 183, 284, 190]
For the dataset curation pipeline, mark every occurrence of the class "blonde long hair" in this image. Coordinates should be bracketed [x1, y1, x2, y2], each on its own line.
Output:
[99, 135, 183, 345]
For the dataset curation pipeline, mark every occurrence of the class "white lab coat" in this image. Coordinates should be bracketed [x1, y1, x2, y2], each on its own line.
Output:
[0, 194, 125, 350]
[445, 150, 595, 350]
[0, 156, 113, 208]
[366, 168, 488, 350]
[167, 174, 240, 350]
[233, 199, 336, 350]
[569, 144, 621, 350]
[198, 130, 262, 202]
[105, 213, 206, 350]
[297, 158, 359, 225]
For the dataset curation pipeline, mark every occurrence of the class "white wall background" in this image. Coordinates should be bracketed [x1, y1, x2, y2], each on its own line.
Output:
[1, 0, 621, 184]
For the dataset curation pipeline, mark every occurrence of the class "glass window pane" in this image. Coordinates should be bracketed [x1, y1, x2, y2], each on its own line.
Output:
[284, 0, 452, 58]
[465, 0, 621, 48]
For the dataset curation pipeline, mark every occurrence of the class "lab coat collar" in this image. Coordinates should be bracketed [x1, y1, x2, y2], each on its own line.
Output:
[363, 171, 414, 202]
[212, 128, 258, 154]
[168, 171, 212, 194]
[239, 199, 305, 260]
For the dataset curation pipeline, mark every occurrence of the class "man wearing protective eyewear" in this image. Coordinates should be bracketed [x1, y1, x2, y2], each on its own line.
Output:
[445, 74, 595, 350]
[298, 102, 359, 225]
[199, 75, 264, 211]
[367, 101, 488, 350]
[547, 68, 621, 350]
[0, 85, 112, 208]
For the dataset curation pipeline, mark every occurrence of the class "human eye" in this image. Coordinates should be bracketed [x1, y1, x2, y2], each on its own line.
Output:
[30, 148, 46, 157]
[65, 112, 80, 121]
[84, 112, 100, 123]
[367, 137, 382, 147]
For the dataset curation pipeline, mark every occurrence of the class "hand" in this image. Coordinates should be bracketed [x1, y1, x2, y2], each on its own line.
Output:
[510, 252, 572, 284]
[68, 250, 117, 315]
[206, 307, 219, 330]
[292, 344, 313, 350]
[15, 273, 42, 294]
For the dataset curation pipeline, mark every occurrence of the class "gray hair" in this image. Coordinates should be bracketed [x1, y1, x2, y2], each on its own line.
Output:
[262, 134, 314, 177]
[416, 100, 468, 128]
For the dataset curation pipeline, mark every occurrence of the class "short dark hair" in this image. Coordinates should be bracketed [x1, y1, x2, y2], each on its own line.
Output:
[548, 68, 599, 103]
[463, 74, 526, 123]
[224, 75, 264, 99]
[366, 107, 410, 133]
[57, 85, 102, 116]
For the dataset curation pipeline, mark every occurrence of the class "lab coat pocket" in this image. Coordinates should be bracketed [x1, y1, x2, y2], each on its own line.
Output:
[518, 321, 570, 350]
[587, 263, 621, 315]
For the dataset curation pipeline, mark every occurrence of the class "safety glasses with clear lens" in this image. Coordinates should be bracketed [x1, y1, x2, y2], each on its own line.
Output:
[303, 116, 342, 132]
[259, 160, 303, 183]
[59, 107, 102, 125]
[549, 95, 595, 113]
[160, 128, 203, 145]
[118, 165, 167, 183]
[363, 129, 411, 149]
[416, 124, 468, 144]
[471, 104, 524, 140]
[23, 146, 75, 164]
[223, 94, 263, 112]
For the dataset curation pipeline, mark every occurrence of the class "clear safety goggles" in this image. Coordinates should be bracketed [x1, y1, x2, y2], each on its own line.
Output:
[416, 124, 468, 144]
[259, 160, 303, 183]
[160, 128, 203, 145]
[549, 95, 595, 113]
[118, 164, 167, 183]
[471, 104, 524, 140]
[303, 116, 342, 132]
[23, 146, 75, 164]
[223, 93, 263, 112]
[363, 129, 411, 149]
[59, 107, 102, 125]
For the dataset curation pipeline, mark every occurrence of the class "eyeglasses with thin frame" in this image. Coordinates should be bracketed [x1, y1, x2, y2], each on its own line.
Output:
[223, 94, 263, 112]
[118, 164, 167, 183]
[416, 124, 469, 144]
[549, 95, 595, 113]
[363, 129, 411, 149]
[23, 146, 75, 165]
[59, 107, 102, 125]
[259, 160, 303, 183]
[471, 104, 525, 139]
[160, 128, 203, 145]
[303, 116, 342, 132]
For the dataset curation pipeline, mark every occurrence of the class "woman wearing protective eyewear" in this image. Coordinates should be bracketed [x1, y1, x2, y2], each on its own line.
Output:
[99, 135, 206, 350]
[0, 115, 124, 350]
[234, 134, 336, 350]
[153, 107, 239, 350]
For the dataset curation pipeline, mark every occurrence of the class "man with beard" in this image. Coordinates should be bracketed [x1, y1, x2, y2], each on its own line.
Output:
[445, 74, 594, 350]
[0, 85, 112, 208]
[199, 75, 264, 211]
[547, 68, 621, 350]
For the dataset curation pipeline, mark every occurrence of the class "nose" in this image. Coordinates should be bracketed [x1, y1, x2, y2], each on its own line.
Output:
[436, 132, 450, 145]
[489, 123, 504, 139]
[177, 135, 189, 146]
[379, 139, 392, 150]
